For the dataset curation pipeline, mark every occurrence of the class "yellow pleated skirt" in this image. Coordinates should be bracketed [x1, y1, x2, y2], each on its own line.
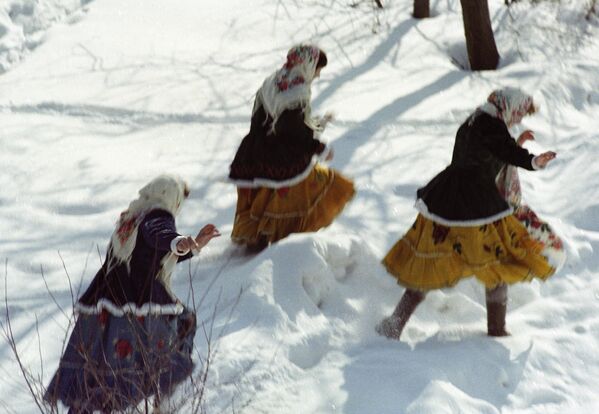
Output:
[231, 164, 355, 245]
[383, 214, 556, 290]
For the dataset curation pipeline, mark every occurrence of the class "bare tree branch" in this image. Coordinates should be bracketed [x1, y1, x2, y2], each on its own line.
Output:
[2, 260, 48, 413]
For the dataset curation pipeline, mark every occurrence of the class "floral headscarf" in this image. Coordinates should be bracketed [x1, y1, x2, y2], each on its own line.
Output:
[107, 175, 188, 280]
[478, 87, 535, 127]
[255, 44, 323, 132]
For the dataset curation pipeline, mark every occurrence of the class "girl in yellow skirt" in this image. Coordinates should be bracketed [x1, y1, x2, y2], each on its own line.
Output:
[228, 45, 355, 252]
[377, 88, 561, 339]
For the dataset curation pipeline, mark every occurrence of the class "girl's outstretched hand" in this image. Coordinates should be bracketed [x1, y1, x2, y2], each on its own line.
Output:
[517, 130, 535, 146]
[533, 151, 557, 168]
[195, 224, 221, 249]
[176, 236, 199, 253]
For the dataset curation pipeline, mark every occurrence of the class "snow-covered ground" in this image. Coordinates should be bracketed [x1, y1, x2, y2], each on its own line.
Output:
[1, 0, 598, 412]
[0, 0, 92, 73]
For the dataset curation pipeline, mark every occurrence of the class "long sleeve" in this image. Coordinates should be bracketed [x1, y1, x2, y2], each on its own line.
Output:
[479, 118, 534, 170]
[229, 104, 326, 184]
[142, 213, 194, 262]
[276, 108, 326, 156]
[141, 213, 181, 252]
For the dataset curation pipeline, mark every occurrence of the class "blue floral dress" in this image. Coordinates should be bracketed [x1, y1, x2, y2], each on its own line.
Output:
[44, 210, 196, 412]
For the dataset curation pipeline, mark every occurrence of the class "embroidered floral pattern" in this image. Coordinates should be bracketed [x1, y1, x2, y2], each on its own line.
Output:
[496, 165, 522, 208]
[116, 213, 139, 244]
[275, 45, 320, 93]
[515, 205, 564, 251]
[453, 242, 462, 254]
[276, 187, 290, 198]
[496, 157, 565, 263]
[495, 245, 504, 258]
[432, 223, 450, 244]
[115, 339, 133, 359]
[487, 89, 533, 126]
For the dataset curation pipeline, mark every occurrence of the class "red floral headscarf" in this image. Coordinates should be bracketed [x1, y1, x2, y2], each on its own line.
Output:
[256, 44, 323, 132]
[479, 87, 535, 127]
[108, 175, 188, 271]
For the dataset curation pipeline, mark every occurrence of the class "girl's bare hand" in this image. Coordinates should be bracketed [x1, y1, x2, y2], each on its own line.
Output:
[533, 151, 557, 168]
[194, 224, 221, 249]
[517, 130, 535, 146]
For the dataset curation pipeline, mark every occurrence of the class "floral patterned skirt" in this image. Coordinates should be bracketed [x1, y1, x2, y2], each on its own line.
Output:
[383, 213, 559, 291]
[231, 164, 355, 245]
[44, 308, 196, 411]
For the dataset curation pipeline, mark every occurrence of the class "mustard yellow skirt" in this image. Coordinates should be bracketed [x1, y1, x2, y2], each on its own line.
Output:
[231, 165, 355, 245]
[383, 214, 556, 290]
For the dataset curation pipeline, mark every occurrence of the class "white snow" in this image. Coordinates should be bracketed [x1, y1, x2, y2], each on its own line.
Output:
[1, 0, 599, 412]
[0, 0, 91, 73]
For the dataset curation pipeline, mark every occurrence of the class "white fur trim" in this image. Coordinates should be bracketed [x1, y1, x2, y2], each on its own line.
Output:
[414, 198, 514, 227]
[170, 235, 189, 256]
[75, 299, 184, 316]
[228, 151, 328, 189]
[531, 156, 543, 170]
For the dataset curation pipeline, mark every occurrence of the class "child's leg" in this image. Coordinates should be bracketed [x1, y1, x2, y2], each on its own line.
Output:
[376, 289, 426, 340]
[486, 283, 509, 336]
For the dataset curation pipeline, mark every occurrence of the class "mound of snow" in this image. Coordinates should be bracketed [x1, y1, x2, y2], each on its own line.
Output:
[0, 0, 91, 72]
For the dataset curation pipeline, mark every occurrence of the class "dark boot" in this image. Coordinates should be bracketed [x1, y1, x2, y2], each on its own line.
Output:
[376, 289, 425, 340]
[486, 283, 509, 337]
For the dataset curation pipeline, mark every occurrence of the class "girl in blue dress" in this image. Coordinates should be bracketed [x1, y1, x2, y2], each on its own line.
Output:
[44, 175, 220, 413]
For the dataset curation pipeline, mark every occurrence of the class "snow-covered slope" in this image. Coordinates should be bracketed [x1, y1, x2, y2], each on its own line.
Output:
[1, 0, 598, 412]
[0, 0, 92, 73]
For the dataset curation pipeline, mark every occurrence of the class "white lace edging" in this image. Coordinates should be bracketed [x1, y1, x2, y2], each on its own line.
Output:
[228, 150, 329, 189]
[415, 198, 514, 227]
[75, 299, 185, 316]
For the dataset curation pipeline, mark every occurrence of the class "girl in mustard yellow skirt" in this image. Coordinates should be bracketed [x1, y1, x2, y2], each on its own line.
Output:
[228, 45, 354, 252]
[377, 88, 564, 339]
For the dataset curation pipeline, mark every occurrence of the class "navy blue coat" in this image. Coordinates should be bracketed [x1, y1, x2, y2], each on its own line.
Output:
[78, 209, 192, 308]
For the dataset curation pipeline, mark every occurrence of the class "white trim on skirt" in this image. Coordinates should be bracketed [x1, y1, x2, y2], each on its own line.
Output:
[76, 299, 185, 316]
[414, 198, 514, 227]
[227, 147, 331, 189]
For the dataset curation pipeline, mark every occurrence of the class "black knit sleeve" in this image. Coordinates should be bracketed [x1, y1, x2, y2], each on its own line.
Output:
[478, 117, 535, 170]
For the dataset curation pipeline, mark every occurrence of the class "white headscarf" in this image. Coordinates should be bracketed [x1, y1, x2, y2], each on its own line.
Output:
[255, 44, 323, 133]
[107, 174, 188, 285]
[478, 87, 535, 127]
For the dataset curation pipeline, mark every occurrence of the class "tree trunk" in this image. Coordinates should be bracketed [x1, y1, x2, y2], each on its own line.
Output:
[413, 0, 430, 18]
[460, 0, 500, 70]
